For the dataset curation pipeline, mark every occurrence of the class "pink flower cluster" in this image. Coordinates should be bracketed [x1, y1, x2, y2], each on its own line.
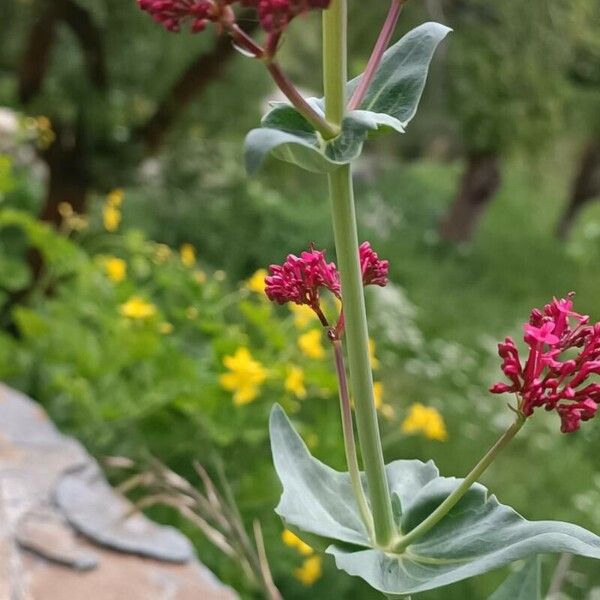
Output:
[138, 0, 329, 34]
[264, 242, 389, 324]
[265, 248, 341, 311]
[137, 0, 231, 33]
[359, 241, 389, 287]
[244, 0, 330, 32]
[491, 295, 600, 433]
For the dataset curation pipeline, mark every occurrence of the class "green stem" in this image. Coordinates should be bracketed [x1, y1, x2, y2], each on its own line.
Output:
[331, 338, 374, 539]
[323, 0, 395, 548]
[394, 415, 526, 552]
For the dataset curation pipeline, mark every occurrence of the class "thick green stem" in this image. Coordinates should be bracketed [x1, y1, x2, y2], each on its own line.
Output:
[323, 0, 395, 549]
[322, 0, 346, 126]
[394, 415, 526, 552]
[331, 338, 374, 539]
[327, 166, 395, 547]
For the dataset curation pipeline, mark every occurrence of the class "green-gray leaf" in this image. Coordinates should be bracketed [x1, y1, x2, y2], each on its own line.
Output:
[244, 127, 334, 174]
[245, 107, 403, 174]
[270, 404, 600, 596]
[488, 557, 541, 600]
[348, 22, 451, 124]
[270, 403, 370, 546]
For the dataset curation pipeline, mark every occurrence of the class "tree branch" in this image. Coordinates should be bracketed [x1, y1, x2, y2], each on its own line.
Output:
[136, 16, 259, 153]
[18, 0, 67, 103]
[62, 0, 108, 90]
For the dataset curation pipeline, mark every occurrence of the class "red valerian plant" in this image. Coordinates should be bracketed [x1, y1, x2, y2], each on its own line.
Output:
[491, 295, 599, 433]
[265, 242, 388, 335]
[138, 0, 600, 597]
[139, 0, 329, 34]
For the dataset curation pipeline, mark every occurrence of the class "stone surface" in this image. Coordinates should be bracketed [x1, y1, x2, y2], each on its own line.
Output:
[56, 463, 193, 563]
[16, 509, 98, 570]
[0, 383, 238, 600]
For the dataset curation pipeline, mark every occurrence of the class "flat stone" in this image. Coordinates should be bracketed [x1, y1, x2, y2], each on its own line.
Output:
[55, 463, 194, 563]
[22, 546, 237, 600]
[16, 509, 98, 570]
[0, 383, 63, 446]
[0, 383, 238, 599]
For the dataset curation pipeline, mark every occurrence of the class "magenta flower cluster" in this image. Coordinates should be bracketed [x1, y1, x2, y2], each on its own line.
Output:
[359, 241, 389, 287]
[138, 0, 330, 34]
[264, 242, 388, 323]
[265, 247, 341, 309]
[491, 295, 600, 433]
[137, 0, 229, 33]
[245, 0, 330, 32]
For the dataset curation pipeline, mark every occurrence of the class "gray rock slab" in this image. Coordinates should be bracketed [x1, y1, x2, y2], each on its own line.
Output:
[55, 463, 194, 563]
[0, 383, 238, 599]
[16, 508, 98, 570]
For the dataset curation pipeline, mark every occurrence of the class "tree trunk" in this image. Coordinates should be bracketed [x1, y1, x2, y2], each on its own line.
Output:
[40, 122, 89, 226]
[439, 151, 501, 243]
[555, 139, 600, 240]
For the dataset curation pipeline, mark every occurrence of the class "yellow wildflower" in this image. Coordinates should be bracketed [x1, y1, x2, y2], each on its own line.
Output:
[289, 303, 317, 329]
[154, 243, 172, 264]
[380, 404, 396, 420]
[102, 189, 123, 232]
[294, 556, 322, 586]
[159, 322, 174, 334]
[58, 202, 73, 218]
[298, 329, 325, 360]
[401, 403, 448, 441]
[369, 338, 380, 370]
[107, 188, 124, 207]
[180, 243, 196, 267]
[285, 366, 307, 399]
[103, 204, 121, 232]
[58, 202, 88, 232]
[246, 269, 267, 295]
[281, 530, 313, 556]
[373, 381, 384, 409]
[194, 270, 207, 284]
[103, 257, 127, 283]
[34, 115, 55, 149]
[219, 347, 268, 406]
[186, 306, 199, 320]
[119, 296, 157, 320]
[373, 382, 396, 421]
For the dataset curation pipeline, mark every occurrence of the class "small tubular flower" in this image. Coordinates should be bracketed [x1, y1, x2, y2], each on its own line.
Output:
[264, 242, 388, 326]
[138, 0, 233, 34]
[139, 0, 330, 36]
[491, 295, 599, 433]
[242, 0, 331, 33]
[359, 241, 389, 287]
[265, 247, 340, 323]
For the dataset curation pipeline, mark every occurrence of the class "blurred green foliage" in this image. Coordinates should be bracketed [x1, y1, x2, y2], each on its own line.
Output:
[3, 142, 600, 597]
[1, 0, 600, 598]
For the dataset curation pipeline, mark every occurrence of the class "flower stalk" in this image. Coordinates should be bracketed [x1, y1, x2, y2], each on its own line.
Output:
[394, 414, 526, 553]
[330, 336, 374, 539]
[348, 0, 404, 111]
[265, 61, 339, 139]
[323, 0, 396, 548]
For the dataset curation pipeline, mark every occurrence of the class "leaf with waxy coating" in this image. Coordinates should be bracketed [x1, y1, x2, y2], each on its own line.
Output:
[488, 557, 542, 600]
[270, 404, 600, 596]
[348, 22, 452, 125]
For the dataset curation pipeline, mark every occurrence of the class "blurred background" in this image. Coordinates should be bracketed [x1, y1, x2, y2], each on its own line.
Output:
[1, 0, 600, 597]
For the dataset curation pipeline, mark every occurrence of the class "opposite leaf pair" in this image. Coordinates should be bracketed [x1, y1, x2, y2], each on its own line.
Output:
[271, 406, 600, 596]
